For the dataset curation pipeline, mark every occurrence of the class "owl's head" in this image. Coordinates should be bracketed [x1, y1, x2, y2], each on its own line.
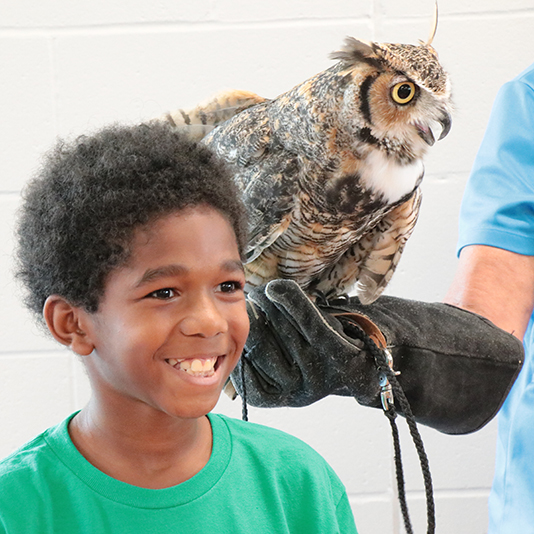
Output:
[331, 16, 452, 154]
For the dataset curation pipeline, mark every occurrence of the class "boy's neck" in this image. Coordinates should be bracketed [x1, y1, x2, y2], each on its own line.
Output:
[68, 399, 213, 489]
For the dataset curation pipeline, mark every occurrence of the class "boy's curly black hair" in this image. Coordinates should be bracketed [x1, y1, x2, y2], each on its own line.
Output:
[15, 122, 248, 322]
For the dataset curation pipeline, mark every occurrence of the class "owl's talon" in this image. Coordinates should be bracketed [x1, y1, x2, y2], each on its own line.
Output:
[310, 291, 350, 307]
[327, 293, 350, 306]
[308, 289, 330, 307]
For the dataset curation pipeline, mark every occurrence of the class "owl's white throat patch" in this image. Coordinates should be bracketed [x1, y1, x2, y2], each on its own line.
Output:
[361, 150, 423, 204]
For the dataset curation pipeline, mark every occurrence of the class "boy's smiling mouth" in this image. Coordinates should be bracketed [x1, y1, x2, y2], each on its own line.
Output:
[165, 357, 221, 377]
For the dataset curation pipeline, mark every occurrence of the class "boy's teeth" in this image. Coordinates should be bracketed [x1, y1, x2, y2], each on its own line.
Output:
[191, 359, 203, 373]
[167, 357, 217, 376]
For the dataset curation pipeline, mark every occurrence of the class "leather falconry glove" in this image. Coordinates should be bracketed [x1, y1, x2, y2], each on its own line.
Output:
[231, 279, 524, 435]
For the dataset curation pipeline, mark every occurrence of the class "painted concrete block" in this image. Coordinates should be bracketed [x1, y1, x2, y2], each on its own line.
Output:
[0, 352, 73, 459]
[0, 37, 56, 191]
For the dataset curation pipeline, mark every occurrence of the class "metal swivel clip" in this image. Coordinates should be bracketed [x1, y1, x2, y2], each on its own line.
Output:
[379, 348, 400, 411]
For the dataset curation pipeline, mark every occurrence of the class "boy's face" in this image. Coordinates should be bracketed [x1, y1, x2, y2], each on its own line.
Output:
[79, 206, 249, 421]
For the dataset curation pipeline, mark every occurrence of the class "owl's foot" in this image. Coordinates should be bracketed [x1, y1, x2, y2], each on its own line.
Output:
[308, 289, 350, 307]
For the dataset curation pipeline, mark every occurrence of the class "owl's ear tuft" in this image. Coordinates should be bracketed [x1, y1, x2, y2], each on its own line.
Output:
[330, 38, 382, 69]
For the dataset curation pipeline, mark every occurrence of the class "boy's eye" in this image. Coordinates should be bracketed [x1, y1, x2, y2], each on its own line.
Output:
[219, 281, 243, 293]
[148, 288, 175, 300]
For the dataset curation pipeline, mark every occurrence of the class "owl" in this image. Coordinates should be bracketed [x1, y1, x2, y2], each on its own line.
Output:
[161, 23, 452, 304]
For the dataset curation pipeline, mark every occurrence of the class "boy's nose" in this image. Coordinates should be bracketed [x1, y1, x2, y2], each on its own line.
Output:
[178, 293, 229, 338]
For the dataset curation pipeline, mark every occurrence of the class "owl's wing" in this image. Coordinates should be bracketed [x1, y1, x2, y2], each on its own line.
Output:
[355, 187, 422, 304]
[241, 153, 299, 264]
[157, 90, 299, 272]
[203, 101, 273, 170]
[203, 102, 300, 272]
[154, 89, 268, 142]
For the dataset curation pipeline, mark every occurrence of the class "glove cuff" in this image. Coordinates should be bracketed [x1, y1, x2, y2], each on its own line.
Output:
[320, 296, 523, 434]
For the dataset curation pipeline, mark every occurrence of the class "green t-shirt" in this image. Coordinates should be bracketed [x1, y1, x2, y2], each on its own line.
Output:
[0, 412, 357, 533]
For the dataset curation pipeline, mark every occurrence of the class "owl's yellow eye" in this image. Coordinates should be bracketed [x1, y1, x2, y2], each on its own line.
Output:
[391, 82, 416, 105]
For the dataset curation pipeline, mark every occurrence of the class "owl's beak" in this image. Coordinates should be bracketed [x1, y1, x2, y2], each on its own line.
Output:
[415, 110, 452, 146]
[438, 110, 452, 141]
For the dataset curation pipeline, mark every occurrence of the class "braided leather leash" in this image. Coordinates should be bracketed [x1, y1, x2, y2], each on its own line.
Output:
[337, 314, 435, 534]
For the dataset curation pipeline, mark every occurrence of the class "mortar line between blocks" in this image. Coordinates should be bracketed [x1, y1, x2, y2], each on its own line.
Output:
[0, 16, 377, 37]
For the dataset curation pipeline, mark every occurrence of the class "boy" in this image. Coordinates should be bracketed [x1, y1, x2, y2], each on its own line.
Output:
[0, 123, 357, 533]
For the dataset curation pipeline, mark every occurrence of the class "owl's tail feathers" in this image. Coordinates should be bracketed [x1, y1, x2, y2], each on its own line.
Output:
[357, 189, 422, 305]
[151, 89, 267, 142]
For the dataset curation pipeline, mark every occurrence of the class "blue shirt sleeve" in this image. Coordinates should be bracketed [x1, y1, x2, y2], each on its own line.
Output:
[458, 64, 534, 256]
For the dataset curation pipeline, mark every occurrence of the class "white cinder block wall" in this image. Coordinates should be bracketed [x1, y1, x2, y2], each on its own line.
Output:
[1, 1, 533, 532]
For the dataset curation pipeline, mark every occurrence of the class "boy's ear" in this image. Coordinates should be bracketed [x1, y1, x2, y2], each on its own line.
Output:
[43, 296, 95, 356]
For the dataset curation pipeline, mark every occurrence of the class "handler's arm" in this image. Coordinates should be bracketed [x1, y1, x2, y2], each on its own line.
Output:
[445, 244, 534, 341]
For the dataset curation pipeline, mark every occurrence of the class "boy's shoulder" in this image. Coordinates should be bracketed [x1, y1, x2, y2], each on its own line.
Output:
[0, 432, 53, 502]
[1, 433, 48, 472]
[212, 413, 337, 475]
[212, 413, 350, 516]
[214, 412, 315, 449]
[0, 417, 68, 489]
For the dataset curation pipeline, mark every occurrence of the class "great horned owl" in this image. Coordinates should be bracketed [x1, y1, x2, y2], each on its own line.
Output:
[161, 23, 452, 304]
